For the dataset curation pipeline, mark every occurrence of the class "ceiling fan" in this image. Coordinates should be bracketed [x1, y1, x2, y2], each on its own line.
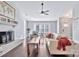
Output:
[40, 3, 49, 15]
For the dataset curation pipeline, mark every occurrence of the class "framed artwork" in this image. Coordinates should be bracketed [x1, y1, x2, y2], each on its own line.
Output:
[0, 1, 15, 20]
[0, 1, 17, 26]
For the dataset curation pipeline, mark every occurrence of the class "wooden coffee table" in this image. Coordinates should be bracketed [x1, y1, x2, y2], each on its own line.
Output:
[27, 37, 40, 57]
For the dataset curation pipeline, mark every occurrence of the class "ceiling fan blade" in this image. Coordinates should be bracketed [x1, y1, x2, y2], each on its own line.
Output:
[45, 13, 48, 15]
[40, 2, 49, 15]
[45, 10, 49, 12]
[43, 12, 49, 15]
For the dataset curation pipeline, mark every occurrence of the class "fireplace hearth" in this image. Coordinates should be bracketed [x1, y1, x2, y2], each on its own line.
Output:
[0, 31, 14, 44]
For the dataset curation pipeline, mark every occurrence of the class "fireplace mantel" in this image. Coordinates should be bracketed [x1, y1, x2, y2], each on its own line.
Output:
[0, 31, 14, 44]
[0, 14, 18, 27]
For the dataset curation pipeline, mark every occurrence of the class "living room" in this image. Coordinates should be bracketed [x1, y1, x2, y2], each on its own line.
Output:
[0, 1, 79, 57]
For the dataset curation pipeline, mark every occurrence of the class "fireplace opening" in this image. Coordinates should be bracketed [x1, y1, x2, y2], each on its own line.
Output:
[0, 31, 14, 44]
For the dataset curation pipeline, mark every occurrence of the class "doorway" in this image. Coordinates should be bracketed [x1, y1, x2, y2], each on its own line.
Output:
[59, 17, 72, 39]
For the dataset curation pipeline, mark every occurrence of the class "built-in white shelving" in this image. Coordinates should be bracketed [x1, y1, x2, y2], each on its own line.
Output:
[0, 15, 18, 27]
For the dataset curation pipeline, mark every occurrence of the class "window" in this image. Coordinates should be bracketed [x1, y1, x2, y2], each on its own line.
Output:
[45, 24, 49, 32]
[36, 24, 39, 33]
[35, 24, 50, 34]
[41, 24, 44, 33]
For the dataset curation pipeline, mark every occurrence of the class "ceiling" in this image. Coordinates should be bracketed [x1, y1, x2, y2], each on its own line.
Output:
[10, 1, 78, 21]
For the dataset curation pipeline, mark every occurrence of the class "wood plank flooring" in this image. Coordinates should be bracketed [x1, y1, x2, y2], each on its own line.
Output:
[2, 38, 49, 57]
[2, 38, 79, 57]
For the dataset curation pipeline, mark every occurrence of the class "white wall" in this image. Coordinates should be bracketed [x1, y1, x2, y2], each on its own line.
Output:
[0, 2, 15, 32]
[73, 3, 79, 42]
[14, 9, 25, 40]
[4, 1, 25, 40]
[28, 21, 57, 33]
[5, 1, 79, 41]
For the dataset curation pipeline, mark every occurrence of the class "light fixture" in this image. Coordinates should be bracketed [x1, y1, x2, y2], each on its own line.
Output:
[40, 2, 49, 15]
[63, 23, 68, 27]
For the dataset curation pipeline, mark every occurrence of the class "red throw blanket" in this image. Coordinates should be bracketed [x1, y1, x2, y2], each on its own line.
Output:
[57, 37, 72, 51]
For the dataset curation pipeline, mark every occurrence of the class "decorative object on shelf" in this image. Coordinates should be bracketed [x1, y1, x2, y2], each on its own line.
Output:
[0, 15, 18, 27]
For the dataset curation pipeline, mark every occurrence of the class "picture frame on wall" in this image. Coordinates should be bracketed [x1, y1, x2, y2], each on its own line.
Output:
[0, 2, 4, 14]
[0, 1, 15, 20]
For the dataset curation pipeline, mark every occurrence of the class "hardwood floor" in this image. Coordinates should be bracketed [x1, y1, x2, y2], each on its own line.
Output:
[38, 38, 49, 57]
[2, 38, 49, 57]
[2, 44, 27, 57]
[2, 38, 79, 57]
[2, 40, 28, 57]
